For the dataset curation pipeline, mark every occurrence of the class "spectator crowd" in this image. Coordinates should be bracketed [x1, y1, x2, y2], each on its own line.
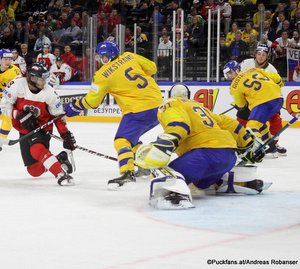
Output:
[1, 0, 300, 81]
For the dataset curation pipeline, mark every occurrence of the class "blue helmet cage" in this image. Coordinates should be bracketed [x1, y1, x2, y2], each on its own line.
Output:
[95, 41, 120, 64]
[223, 60, 240, 79]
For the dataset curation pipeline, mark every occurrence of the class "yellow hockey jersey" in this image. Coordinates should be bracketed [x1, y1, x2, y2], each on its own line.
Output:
[0, 64, 22, 99]
[158, 97, 252, 156]
[77, 52, 163, 115]
[230, 68, 283, 110]
[0, 64, 22, 138]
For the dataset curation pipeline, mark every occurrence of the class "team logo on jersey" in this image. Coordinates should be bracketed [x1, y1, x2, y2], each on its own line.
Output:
[2, 89, 11, 98]
[284, 90, 300, 114]
[192, 88, 219, 111]
[23, 105, 41, 117]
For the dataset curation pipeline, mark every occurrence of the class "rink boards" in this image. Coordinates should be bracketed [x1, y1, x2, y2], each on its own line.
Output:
[56, 82, 300, 127]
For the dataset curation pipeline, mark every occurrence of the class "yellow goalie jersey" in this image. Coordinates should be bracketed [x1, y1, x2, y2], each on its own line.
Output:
[78, 52, 163, 114]
[0, 64, 22, 99]
[158, 97, 253, 156]
[230, 67, 283, 110]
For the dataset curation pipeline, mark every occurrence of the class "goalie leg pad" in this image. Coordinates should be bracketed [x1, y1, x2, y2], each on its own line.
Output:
[149, 167, 194, 210]
[217, 166, 272, 194]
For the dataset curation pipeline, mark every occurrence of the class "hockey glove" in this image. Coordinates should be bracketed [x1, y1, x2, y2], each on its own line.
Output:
[64, 99, 84, 117]
[236, 131, 265, 163]
[61, 131, 77, 151]
[49, 74, 60, 86]
[135, 134, 178, 169]
[16, 109, 38, 131]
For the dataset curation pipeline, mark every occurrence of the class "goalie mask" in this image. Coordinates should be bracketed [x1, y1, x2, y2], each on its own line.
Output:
[27, 62, 50, 90]
[169, 83, 190, 99]
[95, 41, 120, 65]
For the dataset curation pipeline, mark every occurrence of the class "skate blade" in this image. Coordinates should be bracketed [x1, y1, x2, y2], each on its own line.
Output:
[149, 197, 195, 210]
[262, 182, 272, 191]
[265, 152, 278, 159]
[59, 179, 75, 186]
[107, 181, 136, 191]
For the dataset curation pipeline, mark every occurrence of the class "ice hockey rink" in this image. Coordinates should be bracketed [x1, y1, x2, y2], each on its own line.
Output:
[0, 121, 299, 269]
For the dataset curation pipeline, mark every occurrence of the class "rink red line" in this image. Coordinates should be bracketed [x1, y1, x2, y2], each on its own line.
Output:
[102, 208, 300, 269]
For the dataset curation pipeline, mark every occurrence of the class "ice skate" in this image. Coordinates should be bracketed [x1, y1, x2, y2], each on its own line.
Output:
[135, 166, 151, 178]
[107, 171, 136, 190]
[275, 144, 287, 156]
[150, 191, 195, 210]
[265, 141, 278, 158]
[56, 169, 75, 186]
[56, 151, 75, 174]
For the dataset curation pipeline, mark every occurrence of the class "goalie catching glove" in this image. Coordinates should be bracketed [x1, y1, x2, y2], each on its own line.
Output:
[236, 129, 265, 163]
[135, 133, 178, 169]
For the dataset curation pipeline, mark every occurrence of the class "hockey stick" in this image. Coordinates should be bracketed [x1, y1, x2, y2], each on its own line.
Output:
[237, 113, 300, 166]
[219, 106, 235, 115]
[49, 133, 118, 161]
[8, 114, 65, 146]
[254, 113, 300, 156]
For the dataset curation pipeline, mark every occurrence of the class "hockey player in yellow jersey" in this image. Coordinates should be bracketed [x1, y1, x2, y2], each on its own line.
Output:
[64, 41, 163, 189]
[0, 49, 22, 144]
[223, 60, 284, 144]
[135, 85, 268, 209]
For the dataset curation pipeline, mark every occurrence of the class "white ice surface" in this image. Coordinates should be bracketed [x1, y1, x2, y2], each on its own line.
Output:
[0, 122, 299, 269]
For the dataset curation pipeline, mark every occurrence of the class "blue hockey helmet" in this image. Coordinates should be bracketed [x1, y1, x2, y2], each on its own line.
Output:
[0, 48, 13, 59]
[223, 60, 240, 80]
[95, 41, 120, 64]
[169, 83, 190, 99]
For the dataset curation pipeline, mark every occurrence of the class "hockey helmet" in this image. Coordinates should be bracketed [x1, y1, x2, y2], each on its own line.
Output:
[256, 43, 269, 54]
[95, 41, 120, 65]
[223, 60, 240, 80]
[0, 48, 13, 59]
[27, 62, 50, 89]
[169, 83, 190, 99]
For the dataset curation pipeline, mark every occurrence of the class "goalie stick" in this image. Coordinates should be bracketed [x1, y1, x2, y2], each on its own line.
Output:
[49, 133, 118, 161]
[8, 114, 65, 146]
[219, 106, 235, 115]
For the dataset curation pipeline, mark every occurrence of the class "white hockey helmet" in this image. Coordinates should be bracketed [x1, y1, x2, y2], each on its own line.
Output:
[169, 83, 190, 99]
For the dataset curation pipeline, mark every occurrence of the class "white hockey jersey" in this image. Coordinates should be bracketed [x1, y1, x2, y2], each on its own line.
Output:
[12, 55, 27, 75]
[0, 77, 67, 135]
[240, 58, 278, 73]
[36, 53, 56, 70]
[49, 63, 72, 84]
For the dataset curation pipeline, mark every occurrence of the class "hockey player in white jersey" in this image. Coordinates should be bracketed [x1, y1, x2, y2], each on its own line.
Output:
[36, 44, 56, 70]
[237, 44, 287, 157]
[240, 44, 277, 72]
[49, 57, 72, 86]
[0, 63, 76, 186]
[11, 49, 27, 76]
